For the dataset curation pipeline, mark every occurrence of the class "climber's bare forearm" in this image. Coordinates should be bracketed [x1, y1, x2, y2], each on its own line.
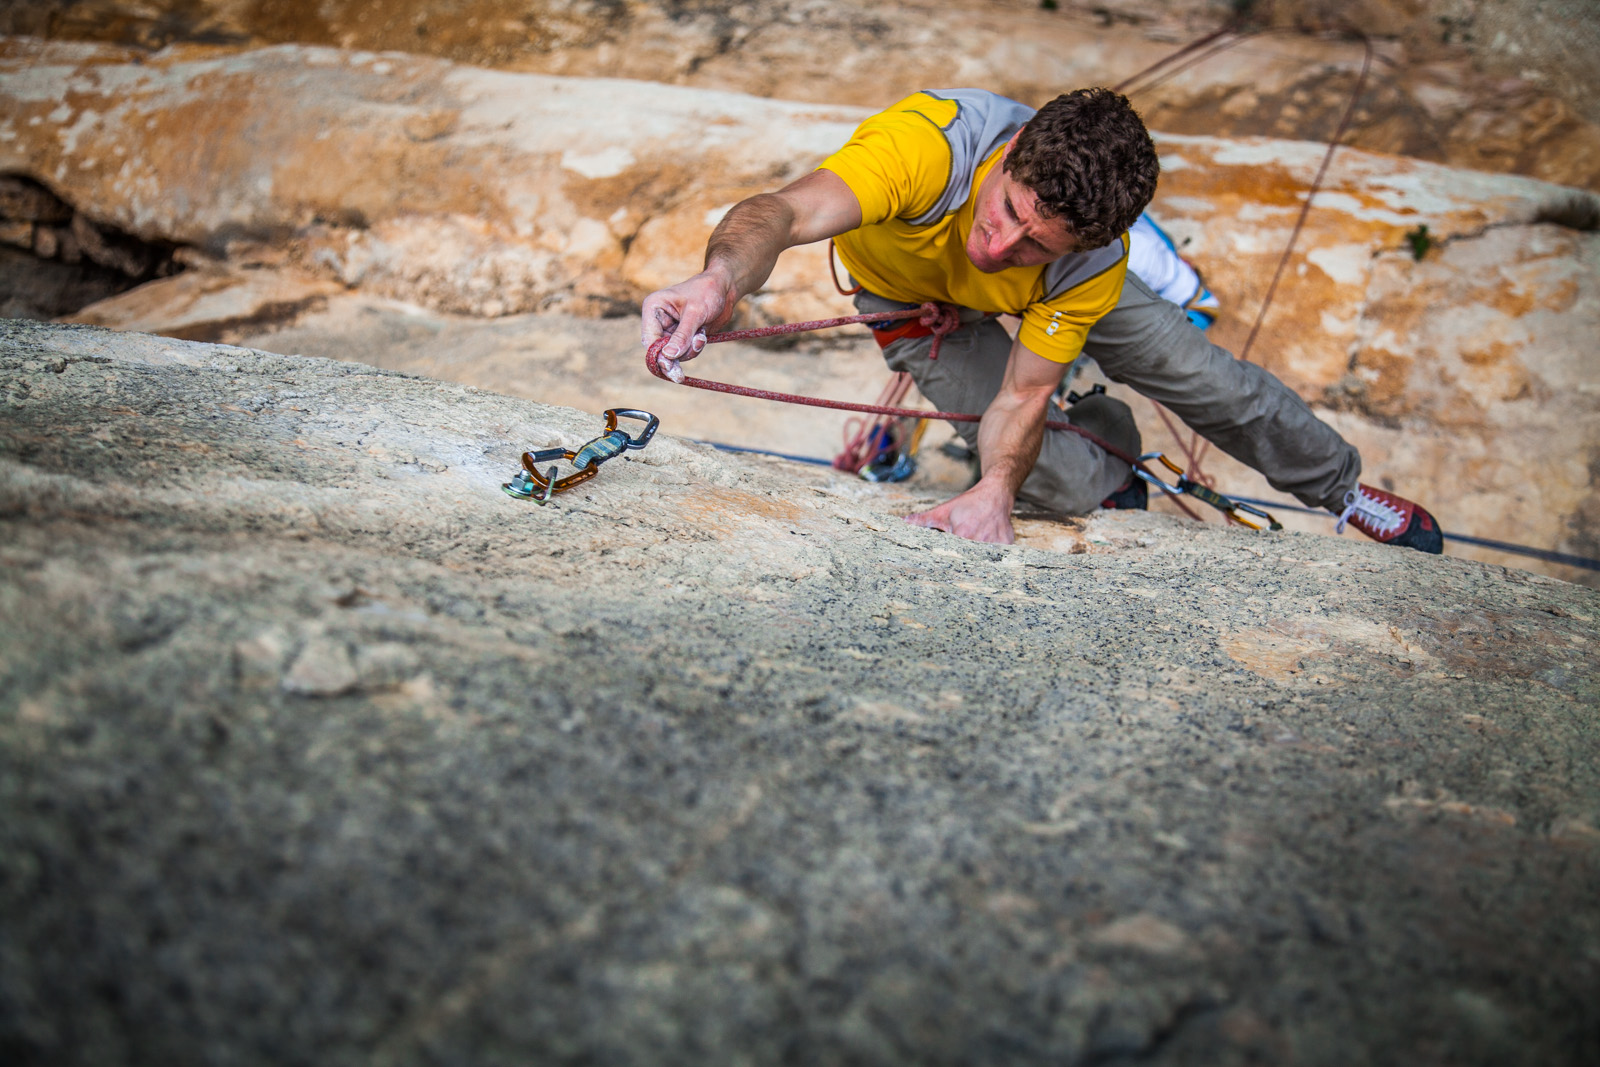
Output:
[905, 339, 1064, 544]
[641, 170, 863, 359]
[702, 194, 795, 300]
[975, 343, 1060, 499]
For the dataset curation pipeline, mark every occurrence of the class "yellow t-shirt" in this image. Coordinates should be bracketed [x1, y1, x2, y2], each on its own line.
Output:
[820, 90, 1129, 364]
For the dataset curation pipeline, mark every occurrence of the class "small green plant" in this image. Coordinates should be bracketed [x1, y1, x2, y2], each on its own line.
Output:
[1405, 224, 1432, 261]
[1040, 0, 1059, 9]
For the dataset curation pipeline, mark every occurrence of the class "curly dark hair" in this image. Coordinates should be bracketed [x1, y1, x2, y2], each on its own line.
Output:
[1004, 88, 1159, 250]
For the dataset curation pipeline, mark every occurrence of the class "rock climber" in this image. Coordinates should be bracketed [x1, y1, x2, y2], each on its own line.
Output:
[639, 88, 1443, 552]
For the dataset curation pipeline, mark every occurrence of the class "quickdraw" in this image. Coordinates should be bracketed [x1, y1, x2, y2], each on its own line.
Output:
[1136, 453, 1282, 531]
[503, 408, 660, 504]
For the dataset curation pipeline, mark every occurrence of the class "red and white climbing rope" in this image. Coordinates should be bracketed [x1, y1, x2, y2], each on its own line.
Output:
[644, 313, 1206, 522]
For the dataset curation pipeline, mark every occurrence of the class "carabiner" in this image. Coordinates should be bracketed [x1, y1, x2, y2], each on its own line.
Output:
[503, 408, 660, 504]
[571, 409, 659, 470]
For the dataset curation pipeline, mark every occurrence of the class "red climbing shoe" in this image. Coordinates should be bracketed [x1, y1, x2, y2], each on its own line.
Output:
[1335, 484, 1443, 554]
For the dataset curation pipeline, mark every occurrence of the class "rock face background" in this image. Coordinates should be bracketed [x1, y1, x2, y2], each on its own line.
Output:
[6, 0, 1599, 191]
[2, 321, 1597, 1064]
[0, 39, 865, 320]
[3, 37, 1595, 582]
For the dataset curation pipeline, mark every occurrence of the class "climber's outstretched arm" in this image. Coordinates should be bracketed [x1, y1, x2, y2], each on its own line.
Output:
[639, 169, 862, 370]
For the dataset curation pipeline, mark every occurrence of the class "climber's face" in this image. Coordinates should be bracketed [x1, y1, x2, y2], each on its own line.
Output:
[967, 139, 1076, 273]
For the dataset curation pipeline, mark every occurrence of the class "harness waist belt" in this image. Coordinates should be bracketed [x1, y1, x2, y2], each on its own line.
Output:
[862, 295, 987, 349]
[866, 318, 935, 348]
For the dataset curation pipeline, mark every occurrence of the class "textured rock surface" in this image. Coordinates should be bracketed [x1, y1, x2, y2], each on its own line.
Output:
[2, 320, 1598, 1064]
[5, 0, 1598, 191]
[235, 294, 913, 465]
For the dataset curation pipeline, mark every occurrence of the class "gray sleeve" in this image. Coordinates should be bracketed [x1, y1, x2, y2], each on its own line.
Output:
[905, 89, 1037, 226]
[1041, 237, 1129, 303]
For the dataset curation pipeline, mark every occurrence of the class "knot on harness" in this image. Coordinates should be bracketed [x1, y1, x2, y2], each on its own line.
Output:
[918, 302, 962, 361]
[861, 302, 965, 358]
[917, 302, 961, 333]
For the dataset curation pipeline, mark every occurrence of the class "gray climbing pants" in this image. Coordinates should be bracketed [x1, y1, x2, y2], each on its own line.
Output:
[855, 272, 1362, 515]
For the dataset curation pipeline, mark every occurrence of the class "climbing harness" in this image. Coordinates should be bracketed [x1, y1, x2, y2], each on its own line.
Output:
[503, 408, 659, 504]
[1136, 453, 1282, 531]
[827, 242, 935, 480]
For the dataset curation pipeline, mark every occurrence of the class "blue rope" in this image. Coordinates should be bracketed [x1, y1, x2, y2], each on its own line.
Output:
[692, 439, 834, 466]
[1442, 532, 1600, 571]
[695, 439, 1600, 573]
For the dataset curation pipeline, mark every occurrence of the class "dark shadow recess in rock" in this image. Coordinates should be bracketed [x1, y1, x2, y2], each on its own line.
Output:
[0, 174, 186, 320]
